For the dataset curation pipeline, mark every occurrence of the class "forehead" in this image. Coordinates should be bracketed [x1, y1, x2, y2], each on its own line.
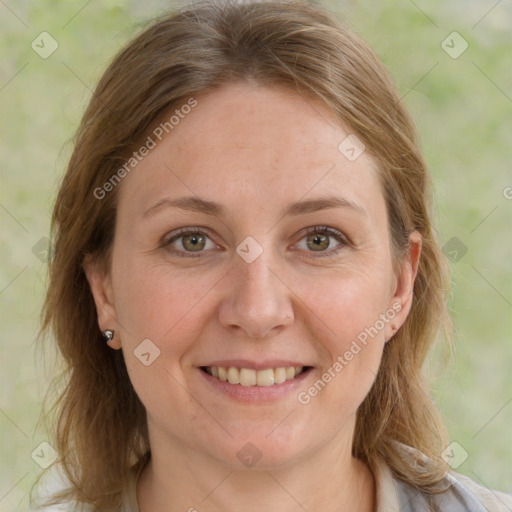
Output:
[118, 81, 383, 221]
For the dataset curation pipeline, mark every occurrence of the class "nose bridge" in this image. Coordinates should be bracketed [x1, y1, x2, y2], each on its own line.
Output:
[237, 251, 278, 299]
[218, 244, 294, 338]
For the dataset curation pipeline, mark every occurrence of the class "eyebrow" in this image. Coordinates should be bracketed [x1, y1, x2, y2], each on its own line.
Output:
[142, 194, 367, 219]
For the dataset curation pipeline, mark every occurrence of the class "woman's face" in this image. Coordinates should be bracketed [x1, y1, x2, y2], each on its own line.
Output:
[87, 81, 419, 469]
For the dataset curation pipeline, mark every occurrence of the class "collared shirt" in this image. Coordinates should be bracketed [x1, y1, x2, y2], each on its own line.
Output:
[372, 457, 512, 512]
[34, 448, 512, 511]
[121, 451, 512, 512]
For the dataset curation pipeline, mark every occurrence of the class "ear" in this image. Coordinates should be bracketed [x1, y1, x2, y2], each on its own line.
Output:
[83, 255, 122, 350]
[384, 231, 422, 342]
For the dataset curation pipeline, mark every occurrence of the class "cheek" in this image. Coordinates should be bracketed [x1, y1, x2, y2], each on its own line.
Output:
[292, 266, 391, 408]
[115, 257, 282, 412]
[112, 256, 226, 352]
[111, 259, 224, 424]
[300, 264, 393, 347]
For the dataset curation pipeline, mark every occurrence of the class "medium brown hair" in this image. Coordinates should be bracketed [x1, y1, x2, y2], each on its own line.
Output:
[34, 0, 452, 509]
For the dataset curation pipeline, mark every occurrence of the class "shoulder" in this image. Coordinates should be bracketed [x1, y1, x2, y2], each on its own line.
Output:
[390, 470, 512, 512]
[448, 469, 512, 512]
[31, 465, 94, 512]
[375, 443, 512, 512]
[31, 463, 139, 512]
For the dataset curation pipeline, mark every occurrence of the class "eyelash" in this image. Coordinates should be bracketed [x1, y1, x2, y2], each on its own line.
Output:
[161, 226, 349, 259]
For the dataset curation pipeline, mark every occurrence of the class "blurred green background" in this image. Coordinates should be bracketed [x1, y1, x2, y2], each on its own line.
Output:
[1, 0, 510, 510]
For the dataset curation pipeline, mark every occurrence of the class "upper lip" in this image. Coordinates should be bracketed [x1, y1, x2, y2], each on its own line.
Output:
[200, 360, 310, 370]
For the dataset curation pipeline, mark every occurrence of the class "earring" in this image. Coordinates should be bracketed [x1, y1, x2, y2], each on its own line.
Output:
[102, 330, 114, 344]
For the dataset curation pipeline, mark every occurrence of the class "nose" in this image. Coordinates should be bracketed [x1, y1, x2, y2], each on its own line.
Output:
[218, 250, 294, 339]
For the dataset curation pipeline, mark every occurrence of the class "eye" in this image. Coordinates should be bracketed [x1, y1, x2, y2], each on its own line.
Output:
[162, 225, 348, 259]
[295, 226, 347, 256]
[162, 227, 218, 257]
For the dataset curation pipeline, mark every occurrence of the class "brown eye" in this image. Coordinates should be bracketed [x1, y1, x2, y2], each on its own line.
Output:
[164, 228, 217, 257]
[295, 226, 347, 257]
[306, 232, 330, 251]
[181, 233, 206, 251]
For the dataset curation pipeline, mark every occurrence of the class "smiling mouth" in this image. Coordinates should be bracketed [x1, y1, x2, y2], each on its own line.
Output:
[201, 366, 312, 387]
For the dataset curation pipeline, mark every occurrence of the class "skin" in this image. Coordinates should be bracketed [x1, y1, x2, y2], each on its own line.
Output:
[85, 81, 421, 512]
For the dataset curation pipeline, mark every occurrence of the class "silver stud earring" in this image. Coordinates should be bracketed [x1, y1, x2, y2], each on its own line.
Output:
[102, 330, 114, 344]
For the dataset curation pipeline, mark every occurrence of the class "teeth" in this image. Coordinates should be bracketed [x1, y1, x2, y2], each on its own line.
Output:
[227, 366, 240, 384]
[286, 367, 295, 380]
[256, 369, 274, 387]
[204, 366, 305, 386]
[240, 368, 257, 386]
[218, 367, 228, 382]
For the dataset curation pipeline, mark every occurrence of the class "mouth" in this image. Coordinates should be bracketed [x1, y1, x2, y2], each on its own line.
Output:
[200, 365, 313, 387]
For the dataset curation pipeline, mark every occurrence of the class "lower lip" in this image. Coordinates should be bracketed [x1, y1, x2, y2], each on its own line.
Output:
[198, 367, 313, 403]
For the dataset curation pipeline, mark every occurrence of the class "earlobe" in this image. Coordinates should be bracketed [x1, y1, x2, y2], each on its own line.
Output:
[385, 232, 422, 342]
[83, 256, 122, 350]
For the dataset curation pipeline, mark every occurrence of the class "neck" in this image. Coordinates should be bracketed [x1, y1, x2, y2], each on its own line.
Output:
[137, 423, 375, 512]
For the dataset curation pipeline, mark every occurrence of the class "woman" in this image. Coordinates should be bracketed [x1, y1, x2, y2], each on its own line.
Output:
[32, 0, 512, 511]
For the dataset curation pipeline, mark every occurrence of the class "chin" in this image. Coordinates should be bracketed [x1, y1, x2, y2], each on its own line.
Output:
[205, 426, 312, 471]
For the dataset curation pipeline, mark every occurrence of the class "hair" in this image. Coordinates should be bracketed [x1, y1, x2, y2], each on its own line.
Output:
[33, 0, 452, 509]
